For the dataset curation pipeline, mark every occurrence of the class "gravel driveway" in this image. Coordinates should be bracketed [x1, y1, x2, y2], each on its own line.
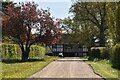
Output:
[30, 57, 103, 79]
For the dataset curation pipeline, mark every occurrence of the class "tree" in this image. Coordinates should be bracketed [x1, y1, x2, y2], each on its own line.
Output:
[70, 2, 107, 47]
[60, 17, 75, 44]
[106, 2, 120, 45]
[2, 2, 62, 61]
[61, 17, 98, 47]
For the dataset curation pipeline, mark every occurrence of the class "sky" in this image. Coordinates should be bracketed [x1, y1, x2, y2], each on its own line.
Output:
[12, 0, 73, 19]
[9, 0, 118, 19]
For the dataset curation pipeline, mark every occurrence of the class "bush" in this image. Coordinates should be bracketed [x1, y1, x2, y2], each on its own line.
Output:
[15, 45, 22, 58]
[2, 44, 7, 59]
[89, 47, 110, 60]
[110, 44, 120, 69]
[7, 44, 16, 59]
[2, 44, 16, 59]
[100, 48, 110, 59]
[45, 53, 52, 56]
[2, 43, 45, 60]
[89, 48, 100, 60]
[30, 45, 45, 59]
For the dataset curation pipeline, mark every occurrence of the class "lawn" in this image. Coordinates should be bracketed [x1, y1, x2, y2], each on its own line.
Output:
[86, 60, 120, 79]
[1, 56, 59, 78]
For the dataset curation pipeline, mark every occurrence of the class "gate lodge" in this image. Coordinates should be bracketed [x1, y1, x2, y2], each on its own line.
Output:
[47, 44, 89, 57]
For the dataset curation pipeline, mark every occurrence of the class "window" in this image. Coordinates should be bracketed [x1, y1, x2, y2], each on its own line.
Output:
[57, 45, 63, 52]
[57, 45, 63, 48]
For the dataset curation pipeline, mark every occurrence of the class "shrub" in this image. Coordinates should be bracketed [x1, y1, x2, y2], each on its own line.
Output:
[45, 53, 52, 56]
[29, 46, 34, 58]
[110, 44, 120, 69]
[7, 44, 16, 59]
[100, 48, 110, 59]
[2, 43, 45, 60]
[2, 44, 16, 59]
[2, 44, 7, 59]
[89, 48, 100, 60]
[29, 45, 45, 59]
[16, 45, 22, 59]
[89, 47, 110, 60]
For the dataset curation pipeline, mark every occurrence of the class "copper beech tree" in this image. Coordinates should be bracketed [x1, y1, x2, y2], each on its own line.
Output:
[3, 2, 62, 61]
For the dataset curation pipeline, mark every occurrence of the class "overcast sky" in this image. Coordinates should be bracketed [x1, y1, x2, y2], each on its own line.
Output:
[12, 0, 73, 19]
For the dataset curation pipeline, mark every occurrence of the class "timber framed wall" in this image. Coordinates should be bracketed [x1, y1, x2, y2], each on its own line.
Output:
[48, 44, 90, 57]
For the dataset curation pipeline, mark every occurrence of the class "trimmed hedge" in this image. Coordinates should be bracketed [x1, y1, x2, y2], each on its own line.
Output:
[29, 45, 45, 59]
[2, 44, 16, 59]
[89, 47, 110, 60]
[2, 43, 45, 59]
[100, 48, 110, 59]
[110, 44, 120, 69]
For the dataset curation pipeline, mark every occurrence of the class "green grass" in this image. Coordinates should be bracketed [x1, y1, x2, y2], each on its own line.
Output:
[81, 57, 88, 61]
[86, 60, 120, 79]
[1, 56, 59, 78]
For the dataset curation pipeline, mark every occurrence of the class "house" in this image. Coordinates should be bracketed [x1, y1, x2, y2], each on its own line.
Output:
[47, 44, 89, 57]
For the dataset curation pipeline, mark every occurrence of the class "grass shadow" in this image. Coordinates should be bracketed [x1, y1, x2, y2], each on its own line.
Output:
[2, 58, 45, 64]
[111, 65, 120, 70]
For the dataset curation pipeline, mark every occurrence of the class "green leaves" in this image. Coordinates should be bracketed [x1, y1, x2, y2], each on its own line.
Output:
[69, 2, 107, 46]
[62, 17, 98, 47]
[106, 2, 120, 45]
[2, 43, 45, 59]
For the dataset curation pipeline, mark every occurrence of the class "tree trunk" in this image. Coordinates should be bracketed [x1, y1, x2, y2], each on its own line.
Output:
[99, 26, 105, 47]
[99, 2, 106, 47]
[21, 47, 30, 61]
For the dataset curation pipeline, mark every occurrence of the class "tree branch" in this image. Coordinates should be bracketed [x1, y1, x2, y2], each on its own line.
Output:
[84, 4, 100, 26]
[25, 26, 31, 50]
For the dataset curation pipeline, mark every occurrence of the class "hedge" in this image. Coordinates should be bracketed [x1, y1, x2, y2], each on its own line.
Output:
[2, 44, 16, 59]
[2, 43, 45, 59]
[89, 47, 110, 60]
[110, 44, 120, 69]
[29, 45, 45, 59]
